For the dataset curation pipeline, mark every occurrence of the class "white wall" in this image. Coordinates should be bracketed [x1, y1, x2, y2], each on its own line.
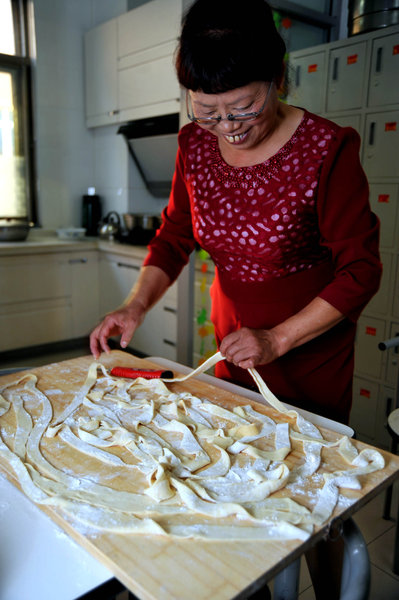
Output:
[33, 0, 128, 230]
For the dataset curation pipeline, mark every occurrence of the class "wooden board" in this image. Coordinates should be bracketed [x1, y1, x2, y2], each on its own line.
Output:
[1, 349, 399, 600]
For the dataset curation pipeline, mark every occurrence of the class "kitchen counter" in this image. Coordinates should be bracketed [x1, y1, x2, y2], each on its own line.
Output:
[0, 234, 149, 259]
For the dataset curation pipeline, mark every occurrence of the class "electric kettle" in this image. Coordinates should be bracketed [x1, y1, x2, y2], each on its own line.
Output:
[99, 211, 121, 241]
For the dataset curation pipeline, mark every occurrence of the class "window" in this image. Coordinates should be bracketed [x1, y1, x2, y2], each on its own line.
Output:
[0, 0, 36, 221]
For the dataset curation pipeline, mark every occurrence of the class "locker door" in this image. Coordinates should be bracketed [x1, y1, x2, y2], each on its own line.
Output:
[350, 377, 379, 442]
[355, 316, 386, 379]
[286, 51, 326, 114]
[363, 111, 399, 178]
[327, 42, 367, 112]
[366, 252, 392, 316]
[368, 32, 399, 107]
[329, 113, 361, 136]
[392, 261, 399, 318]
[384, 321, 399, 386]
[369, 183, 399, 249]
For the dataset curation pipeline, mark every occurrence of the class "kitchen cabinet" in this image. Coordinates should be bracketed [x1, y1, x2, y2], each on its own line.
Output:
[84, 0, 183, 127]
[99, 250, 178, 361]
[0, 249, 100, 352]
[117, 0, 181, 122]
[287, 24, 399, 449]
[84, 18, 119, 128]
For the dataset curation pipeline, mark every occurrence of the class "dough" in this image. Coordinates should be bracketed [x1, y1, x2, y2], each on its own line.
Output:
[0, 353, 385, 541]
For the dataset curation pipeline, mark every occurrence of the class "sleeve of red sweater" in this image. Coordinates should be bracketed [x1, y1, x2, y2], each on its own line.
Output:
[143, 125, 196, 281]
[317, 126, 382, 322]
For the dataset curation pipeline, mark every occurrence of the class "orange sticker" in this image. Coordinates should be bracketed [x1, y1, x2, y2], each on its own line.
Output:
[366, 326, 377, 336]
[385, 122, 397, 131]
[308, 64, 318, 73]
[393, 45, 399, 55]
[347, 54, 358, 64]
[378, 194, 390, 203]
[360, 388, 371, 399]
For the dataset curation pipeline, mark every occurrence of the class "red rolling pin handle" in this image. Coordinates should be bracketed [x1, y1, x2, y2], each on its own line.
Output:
[110, 367, 173, 379]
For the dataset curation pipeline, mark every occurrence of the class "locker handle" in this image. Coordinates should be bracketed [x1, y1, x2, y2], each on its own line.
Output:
[295, 64, 301, 87]
[368, 121, 376, 146]
[376, 47, 383, 73]
[332, 56, 339, 81]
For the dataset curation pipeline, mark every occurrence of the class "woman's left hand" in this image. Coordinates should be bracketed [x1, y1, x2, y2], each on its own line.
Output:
[219, 327, 281, 369]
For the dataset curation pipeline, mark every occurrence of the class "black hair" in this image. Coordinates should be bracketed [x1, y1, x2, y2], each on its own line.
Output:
[176, 0, 286, 93]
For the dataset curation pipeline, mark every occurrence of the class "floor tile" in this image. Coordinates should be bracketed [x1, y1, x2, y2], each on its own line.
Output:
[368, 563, 399, 600]
[368, 525, 399, 580]
[352, 491, 396, 544]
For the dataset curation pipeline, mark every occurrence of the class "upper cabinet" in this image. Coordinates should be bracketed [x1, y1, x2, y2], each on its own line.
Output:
[84, 0, 182, 128]
[286, 50, 327, 114]
[326, 41, 367, 112]
[84, 18, 119, 128]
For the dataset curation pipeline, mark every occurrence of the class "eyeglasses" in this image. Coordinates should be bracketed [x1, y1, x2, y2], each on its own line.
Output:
[186, 81, 273, 126]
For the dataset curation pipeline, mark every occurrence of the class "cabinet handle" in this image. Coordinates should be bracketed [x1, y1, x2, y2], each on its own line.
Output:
[68, 258, 88, 264]
[295, 65, 301, 87]
[108, 109, 120, 116]
[163, 339, 176, 347]
[117, 262, 140, 270]
[332, 57, 339, 81]
[376, 47, 383, 73]
[163, 306, 177, 314]
[368, 121, 376, 146]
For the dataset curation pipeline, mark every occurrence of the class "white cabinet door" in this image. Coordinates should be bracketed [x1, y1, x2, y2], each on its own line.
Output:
[368, 32, 399, 107]
[0, 254, 73, 351]
[117, 0, 181, 58]
[99, 253, 177, 359]
[118, 48, 180, 121]
[286, 51, 327, 114]
[327, 42, 367, 112]
[363, 110, 399, 178]
[68, 251, 100, 338]
[84, 18, 119, 128]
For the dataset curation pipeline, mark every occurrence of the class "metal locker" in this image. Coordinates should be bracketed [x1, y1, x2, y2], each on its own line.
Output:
[286, 51, 326, 114]
[368, 32, 399, 107]
[350, 376, 379, 441]
[383, 321, 399, 386]
[366, 251, 392, 316]
[328, 113, 362, 136]
[392, 259, 399, 318]
[327, 42, 367, 112]
[369, 183, 399, 249]
[355, 315, 386, 379]
[363, 110, 399, 178]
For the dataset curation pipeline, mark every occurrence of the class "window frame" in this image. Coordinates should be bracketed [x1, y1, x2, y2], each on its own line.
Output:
[0, 0, 37, 223]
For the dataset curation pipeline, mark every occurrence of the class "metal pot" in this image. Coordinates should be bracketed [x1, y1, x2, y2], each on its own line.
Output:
[99, 211, 121, 241]
[0, 217, 32, 242]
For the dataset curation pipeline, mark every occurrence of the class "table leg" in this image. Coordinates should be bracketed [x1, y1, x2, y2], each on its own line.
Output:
[273, 557, 301, 600]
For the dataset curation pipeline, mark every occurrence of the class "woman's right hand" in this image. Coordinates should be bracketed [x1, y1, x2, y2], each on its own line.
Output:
[89, 301, 145, 359]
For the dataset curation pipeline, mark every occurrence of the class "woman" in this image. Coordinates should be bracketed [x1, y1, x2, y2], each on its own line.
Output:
[90, 0, 381, 427]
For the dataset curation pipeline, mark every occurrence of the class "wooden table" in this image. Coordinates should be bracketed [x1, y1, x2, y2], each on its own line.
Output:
[1, 350, 399, 600]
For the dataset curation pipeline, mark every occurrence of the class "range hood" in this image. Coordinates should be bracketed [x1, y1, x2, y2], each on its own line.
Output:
[118, 113, 179, 198]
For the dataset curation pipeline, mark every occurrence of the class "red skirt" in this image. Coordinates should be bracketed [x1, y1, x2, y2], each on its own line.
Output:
[210, 262, 355, 425]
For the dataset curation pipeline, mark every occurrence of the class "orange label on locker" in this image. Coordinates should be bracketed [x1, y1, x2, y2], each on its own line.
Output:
[385, 122, 397, 131]
[347, 54, 358, 64]
[308, 64, 318, 73]
[393, 45, 399, 55]
[378, 194, 390, 203]
[365, 326, 377, 336]
[360, 388, 371, 399]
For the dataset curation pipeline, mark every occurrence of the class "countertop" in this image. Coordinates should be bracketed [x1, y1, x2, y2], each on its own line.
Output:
[0, 233, 149, 259]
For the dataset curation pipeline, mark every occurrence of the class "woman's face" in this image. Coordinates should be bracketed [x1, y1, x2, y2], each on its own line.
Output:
[188, 81, 276, 151]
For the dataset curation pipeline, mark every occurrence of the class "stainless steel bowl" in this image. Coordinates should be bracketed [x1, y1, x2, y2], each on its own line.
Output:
[0, 217, 32, 242]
